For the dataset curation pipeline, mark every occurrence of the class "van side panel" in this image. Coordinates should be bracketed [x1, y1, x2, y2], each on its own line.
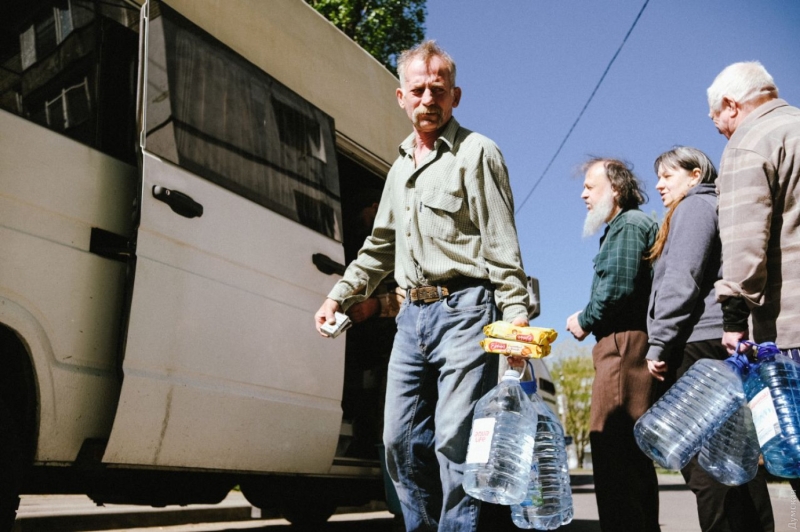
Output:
[102, 152, 343, 473]
[0, 110, 136, 462]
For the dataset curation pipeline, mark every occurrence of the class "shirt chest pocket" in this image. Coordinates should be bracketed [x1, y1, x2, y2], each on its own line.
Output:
[419, 188, 465, 240]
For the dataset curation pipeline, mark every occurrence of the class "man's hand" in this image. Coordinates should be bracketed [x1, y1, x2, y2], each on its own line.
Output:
[315, 298, 342, 336]
[722, 330, 749, 355]
[647, 359, 668, 382]
[511, 315, 529, 327]
[507, 315, 530, 370]
[566, 311, 588, 341]
[348, 297, 380, 324]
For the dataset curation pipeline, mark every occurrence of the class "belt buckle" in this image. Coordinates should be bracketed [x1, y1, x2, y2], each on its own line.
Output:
[418, 286, 440, 303]
[411, 285, 450, 303]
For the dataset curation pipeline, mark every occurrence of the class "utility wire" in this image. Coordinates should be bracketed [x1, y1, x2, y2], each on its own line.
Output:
[515, 0, 651, 215]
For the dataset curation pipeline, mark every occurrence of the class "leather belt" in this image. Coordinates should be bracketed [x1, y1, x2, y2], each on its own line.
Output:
[406, 277, 490, 304]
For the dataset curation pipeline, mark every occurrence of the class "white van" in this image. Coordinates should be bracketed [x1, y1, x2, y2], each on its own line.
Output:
[0, 0, 556, 527]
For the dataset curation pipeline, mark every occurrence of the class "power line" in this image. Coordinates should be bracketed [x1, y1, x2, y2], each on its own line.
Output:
[515, 0, 651, 215]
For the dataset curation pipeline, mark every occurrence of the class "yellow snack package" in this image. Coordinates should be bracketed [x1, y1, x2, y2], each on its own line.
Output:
[482, 321, 558, 346]
[479, 339, 551, 359]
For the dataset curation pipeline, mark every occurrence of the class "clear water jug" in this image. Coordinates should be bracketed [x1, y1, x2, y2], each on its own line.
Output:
[510, 378, 573, 529]
[634, 359, 745, 470]
[463, 370, 537, 505]
[698, 403, 760, 485]
[743, 342, 800, 478]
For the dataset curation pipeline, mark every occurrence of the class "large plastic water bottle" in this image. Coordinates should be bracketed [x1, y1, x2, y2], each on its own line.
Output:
[510, 378, 573, 529]
[743, 342, 800, 478]
[698, 403, 760, 485]
[634, 358, 745, 470]
[463, 370, 537, 505]
[559, 477, 574, 525]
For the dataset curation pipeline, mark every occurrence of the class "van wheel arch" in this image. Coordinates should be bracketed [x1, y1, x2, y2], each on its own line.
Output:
[0, 324, 37, 530]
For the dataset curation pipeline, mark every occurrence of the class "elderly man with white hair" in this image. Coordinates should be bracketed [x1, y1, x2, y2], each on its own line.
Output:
[708, 62, 800, 363]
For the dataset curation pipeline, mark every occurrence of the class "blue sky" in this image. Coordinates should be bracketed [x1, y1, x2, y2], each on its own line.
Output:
[425, 0, 800, 349]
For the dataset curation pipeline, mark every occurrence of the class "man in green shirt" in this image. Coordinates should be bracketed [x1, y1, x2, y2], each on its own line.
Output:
[315, 41, 529, 531]
[566, 158, 659, 532]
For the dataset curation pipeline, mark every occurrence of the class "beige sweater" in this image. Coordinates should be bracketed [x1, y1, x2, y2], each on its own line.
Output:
[716, 98, 800, 348]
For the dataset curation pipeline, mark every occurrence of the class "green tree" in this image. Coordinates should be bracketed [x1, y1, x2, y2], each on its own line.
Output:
[548, 341, 594, 469]
[305, 0, 426, 75]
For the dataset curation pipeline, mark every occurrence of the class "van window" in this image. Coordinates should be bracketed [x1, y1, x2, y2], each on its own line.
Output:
[0, 0, 139, 165]
[145, 3, 342, 241]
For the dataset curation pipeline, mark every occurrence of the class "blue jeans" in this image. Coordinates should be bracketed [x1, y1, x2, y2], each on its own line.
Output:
[383, 284, 500, 532]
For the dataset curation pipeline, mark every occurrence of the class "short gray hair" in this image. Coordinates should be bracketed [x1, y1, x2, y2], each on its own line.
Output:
[397, 40, 457, 89]
[654, 146, 717, 184]
[707, 61, 779, 114]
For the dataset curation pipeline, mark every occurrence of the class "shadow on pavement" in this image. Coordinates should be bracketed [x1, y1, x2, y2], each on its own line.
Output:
[569, 474, 595, 486]
[479, 504, 601, 532]
[478, 502, 601, 532]
[559, 520, 602, 532]
[216, 515, 404, 532]
[657, 483, 692, 491]
[226, 473, 693, 532]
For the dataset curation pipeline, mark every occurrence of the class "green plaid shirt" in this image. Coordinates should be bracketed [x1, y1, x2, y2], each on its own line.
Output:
[578, 208, 657, 338]
[328, 118, 529, 322]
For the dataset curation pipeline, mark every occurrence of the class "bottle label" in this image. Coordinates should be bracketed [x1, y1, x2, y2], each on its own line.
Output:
[748, 386, 781, 447]
[466, 417, 495, 464]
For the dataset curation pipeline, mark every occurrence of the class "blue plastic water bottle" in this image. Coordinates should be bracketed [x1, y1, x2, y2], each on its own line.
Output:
[696, 353, 760, 485]
[510, 375, 573, 529]
[463, 370, 537, 505]
[634, 358, 745, 470]
[742, 342, 800, 478]
[698, 402, 760, 485]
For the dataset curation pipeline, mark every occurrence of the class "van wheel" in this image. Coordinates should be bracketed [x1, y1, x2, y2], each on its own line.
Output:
[240, 477, 337, 528]
[0, 395, 23, 532]
[279, 500, 336, 528]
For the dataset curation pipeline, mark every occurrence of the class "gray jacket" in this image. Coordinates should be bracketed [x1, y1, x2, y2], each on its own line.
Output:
[646, 183, 723, 362]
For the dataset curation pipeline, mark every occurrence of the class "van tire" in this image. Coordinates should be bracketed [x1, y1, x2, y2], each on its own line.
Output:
[240, 478, 336, 527]
[278, 500, 336, 528]
[0, 394, 23, 532]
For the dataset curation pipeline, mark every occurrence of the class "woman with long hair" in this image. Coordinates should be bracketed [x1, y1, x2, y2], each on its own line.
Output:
[646, 146, 774, 532]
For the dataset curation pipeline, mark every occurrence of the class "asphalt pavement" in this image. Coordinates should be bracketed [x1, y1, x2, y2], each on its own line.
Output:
[13, 472, 799, 531]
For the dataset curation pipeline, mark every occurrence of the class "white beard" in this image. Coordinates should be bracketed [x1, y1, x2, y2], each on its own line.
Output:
[583, 191, 616, 237]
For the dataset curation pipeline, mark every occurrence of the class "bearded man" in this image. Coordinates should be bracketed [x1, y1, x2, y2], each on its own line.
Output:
[566, 158, 661, 532]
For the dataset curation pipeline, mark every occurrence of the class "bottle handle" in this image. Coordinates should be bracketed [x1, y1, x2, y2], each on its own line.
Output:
[736, 340, 781, 362]
[523, 360, 537, 393]
[726, 347, 751, 372]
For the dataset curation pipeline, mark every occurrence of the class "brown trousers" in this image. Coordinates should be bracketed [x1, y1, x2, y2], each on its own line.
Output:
[590, 330, 661, 532]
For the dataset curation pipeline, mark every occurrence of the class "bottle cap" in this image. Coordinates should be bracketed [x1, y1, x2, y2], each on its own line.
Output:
[502, 369, 521, 380]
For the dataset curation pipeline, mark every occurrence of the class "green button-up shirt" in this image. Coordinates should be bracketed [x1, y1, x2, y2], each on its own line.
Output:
[578, 208, 657, 338]
[328, 118, 529, 322]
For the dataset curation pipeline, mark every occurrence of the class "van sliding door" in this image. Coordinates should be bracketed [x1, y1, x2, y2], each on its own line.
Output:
[102, 0, 345, 473]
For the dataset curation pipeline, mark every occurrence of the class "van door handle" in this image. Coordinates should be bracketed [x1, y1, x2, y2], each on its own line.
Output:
[312, 253, 345, 276]
[152, 185, 204, 218]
